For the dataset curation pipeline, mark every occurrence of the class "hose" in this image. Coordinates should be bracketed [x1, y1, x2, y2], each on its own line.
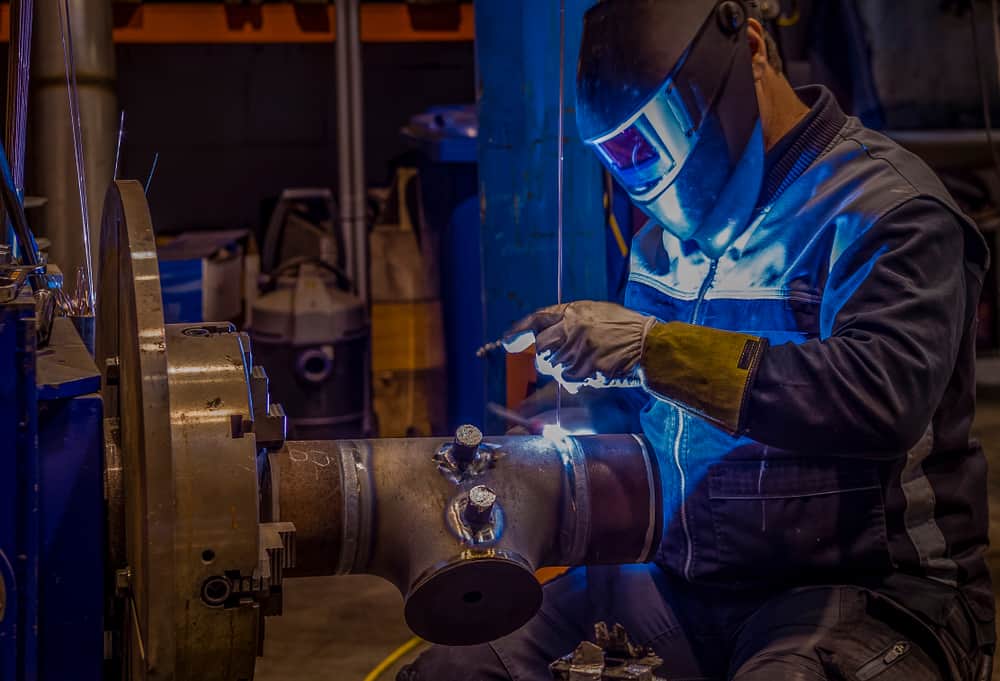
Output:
[362, 636, 424, 681]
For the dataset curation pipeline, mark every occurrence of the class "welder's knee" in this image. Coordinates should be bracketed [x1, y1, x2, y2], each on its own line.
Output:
[729, 653, 828, 681]
[730, 640, 943, 681]
[397, 643, 511, 681]
[729, 586, 954, 681]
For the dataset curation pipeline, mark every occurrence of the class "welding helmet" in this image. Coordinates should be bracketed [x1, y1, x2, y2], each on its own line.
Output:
[577, 0, 765, 255]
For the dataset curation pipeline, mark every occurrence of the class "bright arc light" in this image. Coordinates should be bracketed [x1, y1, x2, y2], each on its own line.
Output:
[541, 424, 596, 442]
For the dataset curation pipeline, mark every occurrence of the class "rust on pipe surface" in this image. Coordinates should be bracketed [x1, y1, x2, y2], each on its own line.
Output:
[275, 440, 344, 578]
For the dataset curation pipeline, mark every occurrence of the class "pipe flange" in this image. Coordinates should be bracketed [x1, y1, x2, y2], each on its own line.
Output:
[404, 551, 542, 646]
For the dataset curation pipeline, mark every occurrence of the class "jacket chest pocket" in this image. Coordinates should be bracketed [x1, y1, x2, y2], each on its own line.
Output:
[701, 459, 892, 584]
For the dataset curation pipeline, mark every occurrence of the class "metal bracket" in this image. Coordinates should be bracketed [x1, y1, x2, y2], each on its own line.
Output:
[550, 622, 666, 680]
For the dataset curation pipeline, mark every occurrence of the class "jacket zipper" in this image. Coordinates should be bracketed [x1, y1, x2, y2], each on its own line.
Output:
[676, 258, 719, 580]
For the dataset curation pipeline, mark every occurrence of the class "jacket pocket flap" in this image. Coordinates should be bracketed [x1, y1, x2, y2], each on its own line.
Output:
[708, 459, 881, 500]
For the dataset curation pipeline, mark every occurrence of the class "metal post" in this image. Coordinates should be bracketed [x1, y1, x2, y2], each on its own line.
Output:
[335, 0, 355, 291]
[335, 0, 373, 435]
[347, 0, 368, 308]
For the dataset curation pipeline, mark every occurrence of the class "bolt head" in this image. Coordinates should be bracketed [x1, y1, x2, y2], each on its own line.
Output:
[451, 424, 484, 469]
[464, 484, 497, 528]
[468, 485, 496, 511]
[455, 424, 483, 449]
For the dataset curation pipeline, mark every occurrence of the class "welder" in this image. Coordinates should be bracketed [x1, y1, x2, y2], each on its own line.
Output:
[401, 0, 994, 679]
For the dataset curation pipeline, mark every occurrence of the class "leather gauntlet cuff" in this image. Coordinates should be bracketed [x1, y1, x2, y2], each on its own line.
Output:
[639, 321, 768, 434]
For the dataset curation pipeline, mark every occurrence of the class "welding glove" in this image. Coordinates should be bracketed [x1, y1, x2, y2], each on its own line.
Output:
[504, 301, 769, 434]
[503, 301, 657, 393]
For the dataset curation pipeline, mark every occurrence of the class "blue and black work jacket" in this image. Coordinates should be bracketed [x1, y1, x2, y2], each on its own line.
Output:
[625, 86, 993, 637]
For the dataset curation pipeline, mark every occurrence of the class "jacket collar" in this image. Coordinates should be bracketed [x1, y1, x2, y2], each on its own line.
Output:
[759, 85, 848, 209]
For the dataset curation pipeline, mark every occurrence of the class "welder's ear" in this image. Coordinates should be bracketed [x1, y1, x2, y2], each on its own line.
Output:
[746, 18, 769, 82]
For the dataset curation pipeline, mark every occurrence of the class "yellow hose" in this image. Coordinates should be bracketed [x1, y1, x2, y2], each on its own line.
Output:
[778, 1, 801, 27]
[362, 636, 424, 681]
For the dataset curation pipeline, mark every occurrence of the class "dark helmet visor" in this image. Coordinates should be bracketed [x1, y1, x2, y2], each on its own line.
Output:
[595, 119, 675, 195]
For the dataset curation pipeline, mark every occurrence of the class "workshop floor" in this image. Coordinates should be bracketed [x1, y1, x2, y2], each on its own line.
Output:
[257, 400, 1000, 681]
[255, 574, 419, 681]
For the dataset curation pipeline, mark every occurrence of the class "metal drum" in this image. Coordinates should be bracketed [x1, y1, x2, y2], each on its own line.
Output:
[250, 264, 371, 439]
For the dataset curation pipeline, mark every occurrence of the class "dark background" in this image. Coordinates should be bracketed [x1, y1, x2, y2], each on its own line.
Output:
[114, 41, 475, 235]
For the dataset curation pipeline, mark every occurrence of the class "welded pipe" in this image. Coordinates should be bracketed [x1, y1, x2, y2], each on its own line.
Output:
[274, 434, 660, 645]
[30, 0, 116, 281]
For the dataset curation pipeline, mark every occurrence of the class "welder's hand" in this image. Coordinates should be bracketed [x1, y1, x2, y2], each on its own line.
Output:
[502, 301, 657, 393]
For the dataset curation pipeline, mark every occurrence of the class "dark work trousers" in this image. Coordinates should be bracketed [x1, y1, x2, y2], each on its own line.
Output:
[398, 565, 987, 681]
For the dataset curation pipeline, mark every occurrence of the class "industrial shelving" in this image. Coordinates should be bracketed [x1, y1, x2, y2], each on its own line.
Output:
[0, 2, 475, 43]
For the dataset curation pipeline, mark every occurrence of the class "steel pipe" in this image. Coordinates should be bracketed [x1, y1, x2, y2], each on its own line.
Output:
[346, 0, 368, 308]
[334, 0, 367, 304]
[333, 0, 373, 436]
[274, 434, 660, 645]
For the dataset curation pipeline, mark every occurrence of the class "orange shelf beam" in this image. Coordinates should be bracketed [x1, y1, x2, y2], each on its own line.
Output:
[110, 3, 473, 44]
[0, 3, 474, 44]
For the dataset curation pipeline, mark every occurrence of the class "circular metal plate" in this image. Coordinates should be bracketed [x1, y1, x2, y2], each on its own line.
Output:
[404, 554, 542, 646]
[98, 181, 262, 680]
[97, 180, 177, 680]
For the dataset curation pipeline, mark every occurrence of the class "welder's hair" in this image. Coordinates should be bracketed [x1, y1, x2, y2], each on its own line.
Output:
[762, 29, 784, 74]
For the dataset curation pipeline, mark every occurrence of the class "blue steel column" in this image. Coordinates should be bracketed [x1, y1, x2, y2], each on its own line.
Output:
[474, 0, 606, 433]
